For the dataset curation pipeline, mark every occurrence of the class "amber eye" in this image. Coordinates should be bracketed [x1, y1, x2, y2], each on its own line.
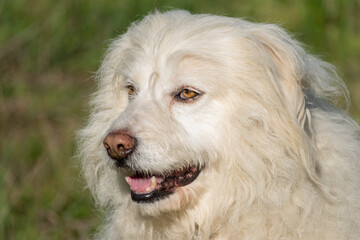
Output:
[127, 85, 135, 96]
[178, 89, 199, 100]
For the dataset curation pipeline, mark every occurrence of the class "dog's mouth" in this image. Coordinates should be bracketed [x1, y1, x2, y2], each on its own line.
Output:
[123, 166, 201, 203]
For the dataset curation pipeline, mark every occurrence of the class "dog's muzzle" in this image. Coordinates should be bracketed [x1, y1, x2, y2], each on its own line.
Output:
[103, 130, 202, 203]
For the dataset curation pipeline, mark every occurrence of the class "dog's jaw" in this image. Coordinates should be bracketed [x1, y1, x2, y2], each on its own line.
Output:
[122, 165, 202, 203]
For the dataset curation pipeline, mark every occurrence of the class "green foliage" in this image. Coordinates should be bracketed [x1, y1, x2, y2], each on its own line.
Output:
[1, 0, 359, 239]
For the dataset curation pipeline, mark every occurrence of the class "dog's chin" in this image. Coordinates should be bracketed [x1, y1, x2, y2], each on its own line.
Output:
[118, 165, 202, 213]
[134, 184, 200, 217]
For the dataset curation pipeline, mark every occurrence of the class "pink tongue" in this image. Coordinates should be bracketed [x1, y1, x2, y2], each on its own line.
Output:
[126, 177, 153, 193]
[126, 176, 164, 193]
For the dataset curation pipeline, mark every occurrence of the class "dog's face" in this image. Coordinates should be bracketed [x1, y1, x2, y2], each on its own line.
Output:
[102, 35, 236, 214]
[80, 11, 315, 217]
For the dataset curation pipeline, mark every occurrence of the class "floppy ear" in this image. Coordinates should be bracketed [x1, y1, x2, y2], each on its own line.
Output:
[249, 24, 313, 135]
[243, 24, 329, 186]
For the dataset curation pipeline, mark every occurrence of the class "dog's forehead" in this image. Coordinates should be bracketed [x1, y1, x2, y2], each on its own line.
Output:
[116, 16, 241, 90]
[119, 43, 227, 93]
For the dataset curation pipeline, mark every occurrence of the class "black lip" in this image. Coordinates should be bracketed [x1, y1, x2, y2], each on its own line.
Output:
[127, 166, 202, 203]
[131, 189, 173, 203]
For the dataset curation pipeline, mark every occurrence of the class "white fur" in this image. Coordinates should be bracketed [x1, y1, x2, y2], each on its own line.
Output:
[77, 10, 360, 240]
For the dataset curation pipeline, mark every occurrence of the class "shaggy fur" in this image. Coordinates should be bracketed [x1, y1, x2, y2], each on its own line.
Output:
[77, 10, 360, 240]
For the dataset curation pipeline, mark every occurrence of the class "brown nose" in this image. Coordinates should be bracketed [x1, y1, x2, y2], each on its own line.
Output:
[103, 130, 136, 161]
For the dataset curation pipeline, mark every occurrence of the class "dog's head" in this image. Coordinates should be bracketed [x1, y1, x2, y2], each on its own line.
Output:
[78, 10, 346, 216]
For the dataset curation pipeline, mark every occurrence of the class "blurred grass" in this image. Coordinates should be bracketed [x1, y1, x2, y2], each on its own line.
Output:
[0, 0, 359, 239]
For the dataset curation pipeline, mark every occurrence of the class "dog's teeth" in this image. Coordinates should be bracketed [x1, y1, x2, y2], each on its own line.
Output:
[146, 187, 151, 192]
[151, 176, 157, 188]
[125, 176, 130, 184]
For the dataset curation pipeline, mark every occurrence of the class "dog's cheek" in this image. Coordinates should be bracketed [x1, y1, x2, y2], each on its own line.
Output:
[172, 103, 227, 158]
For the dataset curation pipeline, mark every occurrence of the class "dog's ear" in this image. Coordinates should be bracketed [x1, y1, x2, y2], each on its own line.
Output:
[248, 24, 313, 134]
[248, 23, 348, 134]
[244, 24, 327, 185]
[246, 24, 347, 186]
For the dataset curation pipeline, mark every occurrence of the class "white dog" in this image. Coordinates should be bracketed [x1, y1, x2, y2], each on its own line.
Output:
[77, 10, 360, 240]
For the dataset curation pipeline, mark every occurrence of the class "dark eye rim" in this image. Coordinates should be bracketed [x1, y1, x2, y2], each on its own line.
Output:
[126, 84, 136, 97]
[174, 87, 203, 102]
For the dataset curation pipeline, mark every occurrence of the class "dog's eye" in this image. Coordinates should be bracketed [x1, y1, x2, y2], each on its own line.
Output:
[127, 85, 135, 96]
[178, 89, 200, 100]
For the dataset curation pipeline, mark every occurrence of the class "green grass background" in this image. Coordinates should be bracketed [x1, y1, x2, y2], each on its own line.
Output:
[1, 0, 359, 239]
